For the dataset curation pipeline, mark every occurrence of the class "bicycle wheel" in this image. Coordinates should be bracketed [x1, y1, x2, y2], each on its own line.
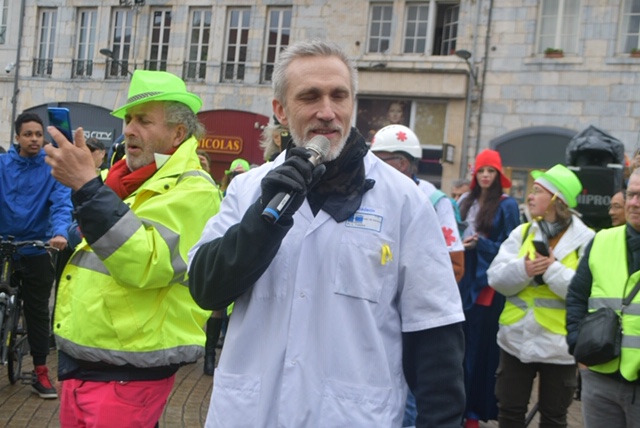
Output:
[7, 304, 24, 385]
[8, 334, 29, 385]
[0, 302, 6, 364]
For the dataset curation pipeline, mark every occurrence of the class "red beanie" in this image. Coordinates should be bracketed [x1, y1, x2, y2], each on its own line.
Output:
[470, 149, 511, 189]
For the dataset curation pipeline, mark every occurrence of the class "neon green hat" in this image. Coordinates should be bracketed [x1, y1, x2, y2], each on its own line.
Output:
[531, 164, 582, 208]
[225, 158, 250, 175]
[111, 70, 202, 119]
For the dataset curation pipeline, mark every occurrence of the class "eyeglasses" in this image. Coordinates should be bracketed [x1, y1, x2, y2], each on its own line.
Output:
[609, 203, 624, 210]
[626, 191, 640, 201]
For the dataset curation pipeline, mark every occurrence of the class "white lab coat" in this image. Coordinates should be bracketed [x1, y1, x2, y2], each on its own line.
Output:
[190, 151, 464, 427]
[417, 179, 464, 252]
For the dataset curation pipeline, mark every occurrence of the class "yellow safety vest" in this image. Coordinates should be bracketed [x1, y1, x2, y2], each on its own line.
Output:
[587, 226, 640, 380]
[499, 224, 578, 335]
[55, 138, 220, 367]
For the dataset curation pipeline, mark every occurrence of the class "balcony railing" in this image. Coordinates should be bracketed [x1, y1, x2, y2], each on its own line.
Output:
[105, 58, 133, 79]
[71, 59, 93, 78]
[221, 62, 245, 83]
[32, 58, 53, 77]
[144, 59, 167, 71]
[183, 61, 207, 81]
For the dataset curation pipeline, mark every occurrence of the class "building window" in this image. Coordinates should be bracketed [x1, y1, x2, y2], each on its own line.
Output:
[537, 0, 580, 54]
[261, 7, 291, 83]
[403, 2, 459, 56]
[404, 3, 429, 54]
[368, 3, 393, 53]
[0, 0, 8, 44]
[107, 8, 133, 79]
[222, 8, 251, 83]
[146, 8, 171, 71]
[34, 8, 57, 77]
[73, 8, 97, 78]
[620, 0, 640, 53]
[438, 4, 459, 55]
[184, 9, 211, 81]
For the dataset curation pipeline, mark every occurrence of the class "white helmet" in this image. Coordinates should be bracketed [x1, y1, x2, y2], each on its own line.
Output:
[370, 125, 422, 159]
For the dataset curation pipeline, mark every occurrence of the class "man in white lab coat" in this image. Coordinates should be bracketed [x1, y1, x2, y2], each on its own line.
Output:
[189, 39, 465, 428]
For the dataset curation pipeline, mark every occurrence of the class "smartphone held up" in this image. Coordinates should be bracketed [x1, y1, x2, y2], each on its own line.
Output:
[47, 107, 74, 147]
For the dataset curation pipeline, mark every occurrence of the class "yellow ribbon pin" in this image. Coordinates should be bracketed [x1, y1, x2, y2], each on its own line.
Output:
[381, 244, 393, 265]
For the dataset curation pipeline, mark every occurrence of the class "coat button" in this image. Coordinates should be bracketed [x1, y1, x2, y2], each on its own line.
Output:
[66, 275, 71, 280]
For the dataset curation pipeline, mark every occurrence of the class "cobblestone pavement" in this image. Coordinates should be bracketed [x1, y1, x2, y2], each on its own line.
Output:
[0, 350, 584, 427]
[0, 350, 212, 427]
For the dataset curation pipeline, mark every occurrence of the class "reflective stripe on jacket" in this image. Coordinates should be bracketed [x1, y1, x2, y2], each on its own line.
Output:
[55, 137, 220, 368]
[588, 226, 640, 380]
[499, 224, 578, 335]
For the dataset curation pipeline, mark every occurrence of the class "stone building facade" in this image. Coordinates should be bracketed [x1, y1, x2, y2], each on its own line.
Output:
[0, 0, 638, 194]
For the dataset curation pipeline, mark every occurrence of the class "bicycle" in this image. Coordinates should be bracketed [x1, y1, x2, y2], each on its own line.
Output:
[0, 236, 54, 385]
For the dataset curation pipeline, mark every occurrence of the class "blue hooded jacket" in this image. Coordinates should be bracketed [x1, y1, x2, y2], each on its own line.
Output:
[0, 144, 72, 256]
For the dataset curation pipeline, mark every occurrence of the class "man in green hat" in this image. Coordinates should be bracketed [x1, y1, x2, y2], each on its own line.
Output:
[44, 70, 221, 426]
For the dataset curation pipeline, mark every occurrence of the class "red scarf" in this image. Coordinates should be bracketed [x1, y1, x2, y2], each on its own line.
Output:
[105, 159, 158, 200]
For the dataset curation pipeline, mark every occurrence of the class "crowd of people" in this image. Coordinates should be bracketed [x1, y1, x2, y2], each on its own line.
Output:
[0, 38, 638, 428]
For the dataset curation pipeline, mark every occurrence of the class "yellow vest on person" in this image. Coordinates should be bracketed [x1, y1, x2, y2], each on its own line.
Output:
[55, 138, 220, 368]
[587, 225, 640, 380]
[499, 224, 578, 335]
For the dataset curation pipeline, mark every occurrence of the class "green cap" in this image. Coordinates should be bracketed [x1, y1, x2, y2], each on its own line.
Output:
[531, 164, 582, 208]
[225, 158, 250, 175]
[111, 70, 202, 119]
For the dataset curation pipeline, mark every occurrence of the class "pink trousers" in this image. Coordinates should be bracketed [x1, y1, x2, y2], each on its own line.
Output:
[59, 376, 175, 428]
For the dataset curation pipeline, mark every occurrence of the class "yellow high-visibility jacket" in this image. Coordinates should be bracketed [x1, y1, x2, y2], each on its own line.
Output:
[55, 137, 221, 368]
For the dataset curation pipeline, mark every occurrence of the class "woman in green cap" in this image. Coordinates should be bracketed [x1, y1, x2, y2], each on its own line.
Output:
[487, 164, 594, 427]
[220, 158, 250, 194]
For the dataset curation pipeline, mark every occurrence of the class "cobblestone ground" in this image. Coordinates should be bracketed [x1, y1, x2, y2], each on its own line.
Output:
[0, 350, 212, 427]
[0, 350, 583, 427]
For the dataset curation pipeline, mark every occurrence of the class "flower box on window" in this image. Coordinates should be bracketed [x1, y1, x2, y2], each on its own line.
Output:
[544, 48, 564, 58]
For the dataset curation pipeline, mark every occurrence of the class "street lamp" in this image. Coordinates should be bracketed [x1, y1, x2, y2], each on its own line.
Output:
[100, 48, 133, 76]
[455, 49, 480, 179]
[454, 49, 480, 87]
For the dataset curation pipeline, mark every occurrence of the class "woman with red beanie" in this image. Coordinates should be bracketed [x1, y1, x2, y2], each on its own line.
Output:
[457, 149, 520, 428]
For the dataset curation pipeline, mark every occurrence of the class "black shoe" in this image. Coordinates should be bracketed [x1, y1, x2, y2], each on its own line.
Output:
[32, 366, 58, 399]
[203, 352, 215, 376]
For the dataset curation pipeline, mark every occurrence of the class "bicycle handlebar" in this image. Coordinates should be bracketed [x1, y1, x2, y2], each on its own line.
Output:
[0, 237, 58, 256]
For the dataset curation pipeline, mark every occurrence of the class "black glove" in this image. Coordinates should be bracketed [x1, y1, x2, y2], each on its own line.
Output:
[260, 147, 326, 222]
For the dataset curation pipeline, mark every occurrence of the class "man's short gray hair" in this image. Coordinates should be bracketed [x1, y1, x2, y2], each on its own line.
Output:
[272, 39, 358, 105]
[164, 101, 205, 141]
[452, 178, 471, 188]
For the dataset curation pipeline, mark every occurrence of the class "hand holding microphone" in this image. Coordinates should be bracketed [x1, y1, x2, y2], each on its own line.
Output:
[261, 136, 330, 223]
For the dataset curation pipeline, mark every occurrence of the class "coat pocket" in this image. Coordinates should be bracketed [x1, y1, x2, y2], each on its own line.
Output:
[334, 232, 395, 303]
[207, 370, 261, 428]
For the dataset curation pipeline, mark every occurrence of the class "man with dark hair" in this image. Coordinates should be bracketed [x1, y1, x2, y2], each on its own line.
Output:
[85, 137, 106, 172]
[189, 39, 464, 428]
[0, 111, 72, 398]
[44, 70, 221, 426]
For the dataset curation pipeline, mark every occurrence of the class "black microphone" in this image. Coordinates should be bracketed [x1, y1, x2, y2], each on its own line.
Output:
[261, 135, 331, 223]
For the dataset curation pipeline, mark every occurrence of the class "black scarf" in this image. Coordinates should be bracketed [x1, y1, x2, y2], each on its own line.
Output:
[304, 128, 375, 222]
